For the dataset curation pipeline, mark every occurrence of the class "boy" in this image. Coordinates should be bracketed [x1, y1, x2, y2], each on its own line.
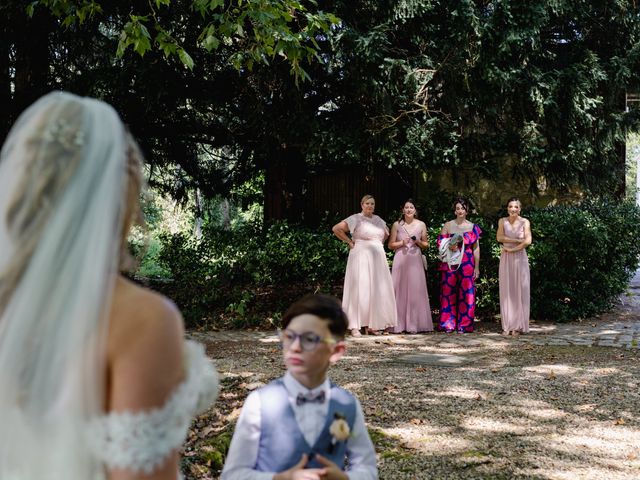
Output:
[221, 294, 378, 480]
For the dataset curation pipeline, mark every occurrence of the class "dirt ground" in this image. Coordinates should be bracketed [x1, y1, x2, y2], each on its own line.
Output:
[182, 310, 640, 480]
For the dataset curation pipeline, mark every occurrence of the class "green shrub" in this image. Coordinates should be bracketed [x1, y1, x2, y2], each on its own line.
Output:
[152, 200, 640, 327]
[156, 221, 347, 328]
[527, 200, 640, 321]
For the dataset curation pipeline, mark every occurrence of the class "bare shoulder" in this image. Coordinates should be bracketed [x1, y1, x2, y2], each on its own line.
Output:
[108, 276, 184, 362]
[107, 276, 185, 411]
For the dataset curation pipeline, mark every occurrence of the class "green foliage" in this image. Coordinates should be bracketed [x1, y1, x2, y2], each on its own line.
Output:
[181, 429, 232, 474]
[15, 0, 640, 223]
[32, 0, 340, 81]
[308, 0, 640, 199]
[527, 200, 640, 321]
[132, 235, 171, 279]
[152, 199, 640, 328]
[156, 220, 347, 327]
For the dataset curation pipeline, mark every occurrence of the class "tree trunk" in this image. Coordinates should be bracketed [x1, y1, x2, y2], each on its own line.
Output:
[263, 145, 305, 223]
[615, 91, 628, 199]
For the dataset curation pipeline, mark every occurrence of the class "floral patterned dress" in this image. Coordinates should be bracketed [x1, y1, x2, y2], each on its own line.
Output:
[436, 224, 482, 332]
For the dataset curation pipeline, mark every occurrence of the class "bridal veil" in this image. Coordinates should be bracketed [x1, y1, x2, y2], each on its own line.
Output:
[0, 91, 128, 478]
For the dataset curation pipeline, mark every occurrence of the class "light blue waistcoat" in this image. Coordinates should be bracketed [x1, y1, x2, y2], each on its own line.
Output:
[255, 378, 357, 472]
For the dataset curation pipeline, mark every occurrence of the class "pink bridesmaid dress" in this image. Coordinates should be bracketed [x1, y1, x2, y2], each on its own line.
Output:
[391, 224, 433, 333]
[499, 220, 530, 333]
[341, 213, 397, 331]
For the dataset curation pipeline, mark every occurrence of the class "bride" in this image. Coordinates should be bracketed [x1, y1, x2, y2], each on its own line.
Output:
[0, 92, 218, 479]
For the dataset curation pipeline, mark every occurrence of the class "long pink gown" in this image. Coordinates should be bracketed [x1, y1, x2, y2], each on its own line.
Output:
[391, 222, 433, 333]
[499, 219, 530, 333]
[342, 213, 397, 331]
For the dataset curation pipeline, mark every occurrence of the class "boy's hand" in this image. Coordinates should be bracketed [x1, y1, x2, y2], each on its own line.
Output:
[315, 454, 348, 480]
[274, 454, 327, 480]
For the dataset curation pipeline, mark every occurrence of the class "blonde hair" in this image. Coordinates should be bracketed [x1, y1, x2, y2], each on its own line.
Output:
[119, 133, 145, 271]
[0, 101, 145, 312]
[0, 102, 85, 312]
[360, 194, 375, 205]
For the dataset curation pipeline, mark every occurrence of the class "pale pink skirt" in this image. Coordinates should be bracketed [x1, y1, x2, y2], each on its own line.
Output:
[342, 240, 397, 330]
[499, 249, 530, 333]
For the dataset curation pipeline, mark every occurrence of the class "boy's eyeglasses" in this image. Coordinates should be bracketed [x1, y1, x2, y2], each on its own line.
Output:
[279, 329, 337, 351]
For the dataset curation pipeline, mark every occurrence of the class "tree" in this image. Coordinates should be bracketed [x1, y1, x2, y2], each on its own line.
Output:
[316, 0, 640, 198]
[2, 0, 339, 209]
[4, 1, 640, 223]
[29, 0, 338, 82]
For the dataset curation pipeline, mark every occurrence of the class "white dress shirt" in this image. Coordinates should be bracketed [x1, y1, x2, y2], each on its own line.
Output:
[220, 372, 378, 480]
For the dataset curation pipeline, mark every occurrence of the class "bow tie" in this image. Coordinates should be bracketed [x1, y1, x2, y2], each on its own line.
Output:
[296, 390, 326, 406]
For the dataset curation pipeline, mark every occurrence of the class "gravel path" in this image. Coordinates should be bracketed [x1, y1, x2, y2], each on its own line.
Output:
[186, 272, 640, 479]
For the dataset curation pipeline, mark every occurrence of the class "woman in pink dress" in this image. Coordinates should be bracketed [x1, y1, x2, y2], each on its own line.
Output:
[332, 195, 397, 336]
[388, 200, 433, 333]
[497, 197, 532, 335]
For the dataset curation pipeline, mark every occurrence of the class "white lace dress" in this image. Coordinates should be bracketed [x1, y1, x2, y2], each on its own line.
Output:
[89, 340, 218, 478]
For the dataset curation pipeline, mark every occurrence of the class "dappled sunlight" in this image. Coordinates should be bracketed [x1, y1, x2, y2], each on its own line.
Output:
[430, 386, 487, 400]
[339, 355, 363, 361]
[512, 397, 554, 409]
[596, 329, 625, 335]
[521, 407, 568, 420]
[257, 336, 279, 344]
[558, 428, 640, 452]
[527, 425, 640, 472]
[572, 403, 598, 413]
[341, 382, 364, 391]
[460, 416, 532, 434]
[522, 363, 579, 377]
[220, 371, 261, 379]
[529, 324, 557, 333]
[382, 426, 473, 453]
[473, 379, 503, 388]
[510, 394, 570, 420]
[589, 367, 621, 376]
[531, 465, 635, 480]
[383, 346, 419, 353]
[201, 306, 640, 479]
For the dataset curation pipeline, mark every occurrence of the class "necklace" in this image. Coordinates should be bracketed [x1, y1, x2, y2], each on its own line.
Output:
[452, 220, 468, 231]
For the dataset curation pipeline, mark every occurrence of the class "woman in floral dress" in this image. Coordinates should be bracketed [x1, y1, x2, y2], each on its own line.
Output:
[437, 197, 481, 333]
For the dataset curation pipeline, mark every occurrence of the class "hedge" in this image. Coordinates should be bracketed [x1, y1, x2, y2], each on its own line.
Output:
[150, 200, 640, 328]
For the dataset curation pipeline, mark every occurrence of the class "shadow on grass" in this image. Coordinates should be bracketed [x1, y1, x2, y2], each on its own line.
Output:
[341, 344, 640, 479]
[191, 337, 640, 479]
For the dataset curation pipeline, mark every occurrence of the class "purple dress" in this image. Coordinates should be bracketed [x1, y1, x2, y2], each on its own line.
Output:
[499, 219, 530, 333]
[391, 222, 433, 333]
[436, 224, 482, 333]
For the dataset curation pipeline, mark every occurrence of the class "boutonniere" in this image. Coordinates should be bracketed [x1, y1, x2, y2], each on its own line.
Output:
[328, 412, 350, 453]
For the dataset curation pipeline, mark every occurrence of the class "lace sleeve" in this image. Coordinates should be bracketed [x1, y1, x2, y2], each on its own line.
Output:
[345, 214, 359, 233]
[88, 341, 218, 474]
